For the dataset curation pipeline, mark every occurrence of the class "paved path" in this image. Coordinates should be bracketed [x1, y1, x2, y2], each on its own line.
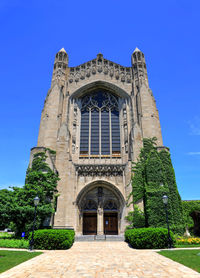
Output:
[1, 242, 200, 278]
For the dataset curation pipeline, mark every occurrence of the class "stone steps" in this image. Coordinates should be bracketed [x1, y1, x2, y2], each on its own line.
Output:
[75, 235, 124, 241]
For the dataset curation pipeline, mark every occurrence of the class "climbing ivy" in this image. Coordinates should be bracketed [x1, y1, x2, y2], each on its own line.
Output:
[128, 138, 185, 234]
[159, 149, 184, 233]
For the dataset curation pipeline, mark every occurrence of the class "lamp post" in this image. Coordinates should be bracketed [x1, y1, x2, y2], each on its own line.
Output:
[29, 196, 40, 251]
[162, 195, 173, 248]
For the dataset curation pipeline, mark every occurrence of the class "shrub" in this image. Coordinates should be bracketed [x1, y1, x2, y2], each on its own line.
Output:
[29, 229, 75, 250]
[126, 206, 145, 229]
[125, 227, 175, 249]
[0, 232, 14, 239]
[0, 239, 29, 248]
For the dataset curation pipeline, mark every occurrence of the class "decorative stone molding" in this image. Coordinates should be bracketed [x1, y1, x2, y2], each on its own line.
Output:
[72, 102, 78, 154]
[68, 54, 132, 84]
[74, 163, 126, 176]
[123, 103, 128, 153]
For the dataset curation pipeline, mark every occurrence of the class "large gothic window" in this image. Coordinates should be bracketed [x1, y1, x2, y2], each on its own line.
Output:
[80, 90, 121, 157]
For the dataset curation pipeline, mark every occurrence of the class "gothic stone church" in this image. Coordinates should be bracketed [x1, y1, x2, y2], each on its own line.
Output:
[29, 48, 163, 235]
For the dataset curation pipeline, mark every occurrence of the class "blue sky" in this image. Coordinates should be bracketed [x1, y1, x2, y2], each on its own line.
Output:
[0, 0, 199, 200]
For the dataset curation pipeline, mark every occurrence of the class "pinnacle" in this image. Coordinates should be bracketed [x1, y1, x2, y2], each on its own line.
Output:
[97, 52, 103, 57]
[59, 48, 67, 53]
[133, 47, 141, 53]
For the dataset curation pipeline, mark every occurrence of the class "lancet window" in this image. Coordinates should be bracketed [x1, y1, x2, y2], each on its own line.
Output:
[80, 90, 121, 157]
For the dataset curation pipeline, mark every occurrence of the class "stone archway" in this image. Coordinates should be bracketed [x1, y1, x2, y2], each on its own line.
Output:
[70, 80, 131, 100]
[76, 181, 126, 235]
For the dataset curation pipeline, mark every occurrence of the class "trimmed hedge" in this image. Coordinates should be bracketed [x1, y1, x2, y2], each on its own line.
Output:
[0, 232, 14, 239]
[125, 228, 175, 249]
[29, 229, 75, 250]
[0, 239, 29, 249]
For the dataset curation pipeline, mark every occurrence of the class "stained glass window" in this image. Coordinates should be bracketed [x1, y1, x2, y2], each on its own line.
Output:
[80, 110, 89, 154]
[80, 90, 121, 157]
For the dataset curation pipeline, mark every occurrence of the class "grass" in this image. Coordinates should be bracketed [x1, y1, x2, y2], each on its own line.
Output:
[0, 250, 42, 273]
[0, 239, 29, 249]
[159, 249, 200, 273]
[175, 244, 200, 248]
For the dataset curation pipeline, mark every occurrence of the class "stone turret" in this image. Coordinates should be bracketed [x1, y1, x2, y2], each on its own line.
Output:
[131, 48, 163, 146]
[38, 48, 69, 148]
[51, 48, 68, 86]
[131, 47, 148, 87]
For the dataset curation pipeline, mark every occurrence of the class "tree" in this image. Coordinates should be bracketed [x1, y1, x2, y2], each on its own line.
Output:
[0, 150, 59, 236]
[0, 189, 15, 229]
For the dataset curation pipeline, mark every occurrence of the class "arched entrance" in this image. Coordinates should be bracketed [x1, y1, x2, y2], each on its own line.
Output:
[76, 182, 125, 235]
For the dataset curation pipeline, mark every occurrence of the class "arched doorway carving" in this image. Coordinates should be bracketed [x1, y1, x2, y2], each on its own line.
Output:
[76, 181, 125, 235]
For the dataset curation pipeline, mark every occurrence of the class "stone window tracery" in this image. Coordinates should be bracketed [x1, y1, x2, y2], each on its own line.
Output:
[80, 90, 121, 158]
[83, 199, 97, 211]
[104, 200, 118, 211]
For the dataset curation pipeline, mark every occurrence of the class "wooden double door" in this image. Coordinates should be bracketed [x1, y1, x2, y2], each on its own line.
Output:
[104, 213, 118, 235]
[83, 212, 118, 235]
[83, 213, 97, 235]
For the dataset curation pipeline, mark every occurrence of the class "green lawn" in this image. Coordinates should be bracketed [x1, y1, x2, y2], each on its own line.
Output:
[175, 244, 200, 248]
[0, 250, 42, 273]
[159, 249, 200, 273]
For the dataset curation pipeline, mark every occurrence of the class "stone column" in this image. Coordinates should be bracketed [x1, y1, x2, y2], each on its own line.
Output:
[97, 207, 104, 235]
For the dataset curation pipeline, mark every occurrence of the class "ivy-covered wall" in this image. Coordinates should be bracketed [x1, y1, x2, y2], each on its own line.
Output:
[129, 138, 185, 234]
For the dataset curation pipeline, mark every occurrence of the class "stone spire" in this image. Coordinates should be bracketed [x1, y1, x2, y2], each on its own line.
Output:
[133, 47, 141, 53]
[51, 48, 68, 85]
[131, 47, 148, 86]
[59, 47, 67, 53]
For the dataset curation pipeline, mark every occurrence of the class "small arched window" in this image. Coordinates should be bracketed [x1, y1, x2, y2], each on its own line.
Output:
[80, 90, 121, 157]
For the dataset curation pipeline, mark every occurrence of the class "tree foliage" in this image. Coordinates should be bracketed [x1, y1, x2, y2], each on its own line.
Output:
[182, 200, 200, 236]
[128, 138, 185, 234]
[0, 151, 59, 236]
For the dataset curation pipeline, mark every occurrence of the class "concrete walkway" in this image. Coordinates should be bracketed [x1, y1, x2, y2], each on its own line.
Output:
[1, 242, 200, 278]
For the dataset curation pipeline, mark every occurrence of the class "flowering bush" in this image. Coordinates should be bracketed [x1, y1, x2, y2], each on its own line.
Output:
[176, 236, 200, 245]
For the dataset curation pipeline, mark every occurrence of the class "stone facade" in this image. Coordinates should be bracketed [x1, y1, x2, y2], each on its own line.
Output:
[29, 47, 163, 235]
